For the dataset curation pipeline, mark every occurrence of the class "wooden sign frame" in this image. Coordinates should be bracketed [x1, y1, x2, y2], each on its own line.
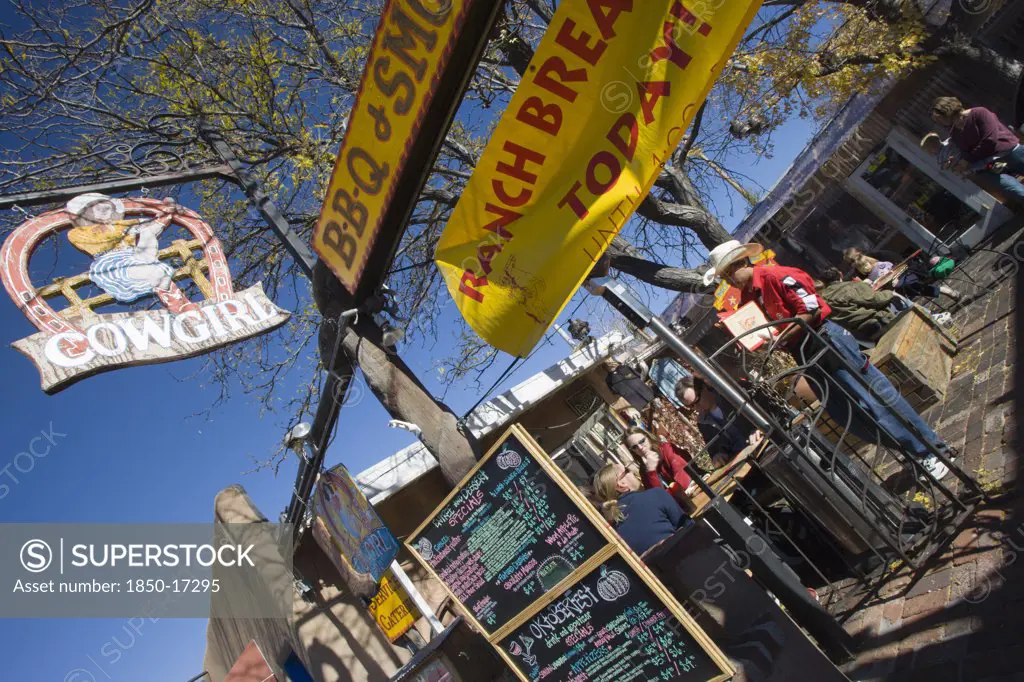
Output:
[407, 424, 734, 682]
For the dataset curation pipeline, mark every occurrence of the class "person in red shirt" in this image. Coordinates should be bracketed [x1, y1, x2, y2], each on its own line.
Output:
[931, 96, 1024, 207]
[703, 240, 954, 481]
[624, 426, 695, 511]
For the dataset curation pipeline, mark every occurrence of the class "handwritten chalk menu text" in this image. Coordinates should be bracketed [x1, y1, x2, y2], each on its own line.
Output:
[501, 554, 721, 682]
[410, 432, 606, 632]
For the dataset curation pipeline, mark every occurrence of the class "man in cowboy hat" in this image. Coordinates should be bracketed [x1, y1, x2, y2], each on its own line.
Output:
[704, 240, 954, 481]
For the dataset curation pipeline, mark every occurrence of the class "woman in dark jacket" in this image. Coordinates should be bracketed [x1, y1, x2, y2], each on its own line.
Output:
[592, 462, 687, 556]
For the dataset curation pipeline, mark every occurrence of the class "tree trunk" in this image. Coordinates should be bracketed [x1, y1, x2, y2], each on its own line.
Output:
[650, 165, 733, 249]
[606, 236, 708, 292]
[313, 261, 479, 486]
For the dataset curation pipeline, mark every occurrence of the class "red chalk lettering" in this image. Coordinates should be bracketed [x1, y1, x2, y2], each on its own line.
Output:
[586, 0, 634, 40]
[534, 57, 586, 104]
[637, 81, 670, 125]
[559, 182, 589, 220]
[586, 151, 621, 195]
[555, 19, 607, 66]
[607, 113, 638, 162]
[496, 141, 546, 185]
[516, 96, 562, 136]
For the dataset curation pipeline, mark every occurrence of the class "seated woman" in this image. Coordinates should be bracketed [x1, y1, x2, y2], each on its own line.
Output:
[843, 248, 960, 302]
[623, 426, 696, 509]
[642, 393, 714, 475]
[592, 462, 688, 556]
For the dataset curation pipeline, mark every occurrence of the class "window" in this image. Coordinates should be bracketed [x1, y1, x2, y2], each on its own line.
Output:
[861, 147, 979, 242]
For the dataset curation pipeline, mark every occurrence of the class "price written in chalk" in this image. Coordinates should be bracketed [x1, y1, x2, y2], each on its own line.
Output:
[410, 434, 606, 632]
[501, 555, 721, 682]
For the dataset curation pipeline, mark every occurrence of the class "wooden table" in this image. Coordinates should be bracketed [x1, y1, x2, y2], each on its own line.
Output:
[689, 440, 770, 515]
[866, 304, 956, 411]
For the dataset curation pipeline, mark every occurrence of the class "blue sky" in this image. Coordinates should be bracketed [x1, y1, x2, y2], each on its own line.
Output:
[0, 110, 816, 681]
[0, 0, 830, 668]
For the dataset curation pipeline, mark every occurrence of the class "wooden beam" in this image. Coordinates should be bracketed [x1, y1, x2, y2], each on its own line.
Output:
[0, 166, 234, 210]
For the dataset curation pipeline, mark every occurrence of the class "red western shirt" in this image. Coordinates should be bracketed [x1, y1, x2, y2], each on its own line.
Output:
[740, 264, 832, 328]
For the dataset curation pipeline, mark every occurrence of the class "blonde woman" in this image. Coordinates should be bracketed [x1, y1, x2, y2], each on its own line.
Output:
[842, 248, 959, 301]
[592, 462, 686, 556]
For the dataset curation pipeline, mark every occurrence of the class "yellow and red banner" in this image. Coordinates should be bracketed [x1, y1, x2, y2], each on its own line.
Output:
[368, 570, 422, 642]
[435, 0, 762, 356]
[314, 0, 475, 293]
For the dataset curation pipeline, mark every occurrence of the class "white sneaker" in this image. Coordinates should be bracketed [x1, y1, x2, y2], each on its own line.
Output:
[933, 312, 953, 327]
[919, 455, 949, 480]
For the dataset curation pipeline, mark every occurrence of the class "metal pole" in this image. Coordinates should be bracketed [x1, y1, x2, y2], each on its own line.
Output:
[648, 315, 773, 432]
[0, 166, 235, 210]
[587, 277, 773, 431]
[198, 120, 318, 277]
[389, 560, 444, 636]
[284, 371, 346, 533]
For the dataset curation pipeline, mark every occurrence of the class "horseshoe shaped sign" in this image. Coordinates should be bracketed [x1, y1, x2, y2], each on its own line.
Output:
[1, 193, 290, 393]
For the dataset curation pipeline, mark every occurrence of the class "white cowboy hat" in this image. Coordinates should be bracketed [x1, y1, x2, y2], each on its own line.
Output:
[65, 193, 125, 219]
[702, 239, 764, 286]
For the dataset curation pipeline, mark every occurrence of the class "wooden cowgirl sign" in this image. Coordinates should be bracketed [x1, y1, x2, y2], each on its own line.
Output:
[1, 193, 290, 393]
[407, 424, 734, 682]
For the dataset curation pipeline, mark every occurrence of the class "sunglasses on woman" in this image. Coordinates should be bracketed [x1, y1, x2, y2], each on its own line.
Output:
[626, 436, 648, 452]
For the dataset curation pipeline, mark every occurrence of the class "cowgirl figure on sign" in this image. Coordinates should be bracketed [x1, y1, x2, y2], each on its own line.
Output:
[65, 192, 198, 314]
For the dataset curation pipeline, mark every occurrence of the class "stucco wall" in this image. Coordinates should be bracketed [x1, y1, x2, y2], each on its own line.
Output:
[479, 367, 617, 454]
[203, 471, 485, 682]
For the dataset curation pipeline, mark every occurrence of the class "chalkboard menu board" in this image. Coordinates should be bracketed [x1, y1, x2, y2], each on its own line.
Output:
[409, 429, 607, 632]
[408, 425, 732, 682]
[499, 553, 721, 682]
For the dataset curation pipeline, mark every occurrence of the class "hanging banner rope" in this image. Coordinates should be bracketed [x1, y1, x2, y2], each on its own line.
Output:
[435, 0, 762, 356]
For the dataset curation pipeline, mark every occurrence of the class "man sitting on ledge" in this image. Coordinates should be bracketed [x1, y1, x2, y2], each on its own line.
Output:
[816, 267, 900, 342]
[703, 240, 956, 481]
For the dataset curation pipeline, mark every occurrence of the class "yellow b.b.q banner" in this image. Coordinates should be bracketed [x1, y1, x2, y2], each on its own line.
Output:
[435, 0, 762, 356]
[313, 0, 478, 294]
